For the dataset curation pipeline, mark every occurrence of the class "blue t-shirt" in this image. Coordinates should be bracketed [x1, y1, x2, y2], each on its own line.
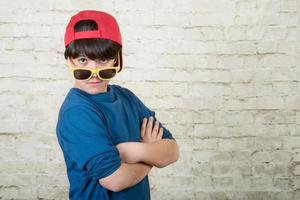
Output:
[56, 84, 174, 200]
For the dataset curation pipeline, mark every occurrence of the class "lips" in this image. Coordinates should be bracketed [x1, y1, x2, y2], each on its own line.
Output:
[87, 80, 103, 85]
[88, 82, 101, 84]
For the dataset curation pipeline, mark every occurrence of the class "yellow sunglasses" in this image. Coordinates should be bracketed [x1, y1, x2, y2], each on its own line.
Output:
[67, 59, 120, 81]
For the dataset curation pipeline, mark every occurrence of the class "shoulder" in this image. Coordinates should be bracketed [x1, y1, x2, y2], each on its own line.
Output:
[110, 84, 140, 102]
[59, 88, 98, 115]
[110, 84, 151, 117]
[58, 105, 102, 130]
[56, 104, 108, 141]
[57, 89, 103, 128]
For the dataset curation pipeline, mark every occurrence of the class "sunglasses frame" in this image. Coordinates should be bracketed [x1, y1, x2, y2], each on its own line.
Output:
[67, 59, 120, 81]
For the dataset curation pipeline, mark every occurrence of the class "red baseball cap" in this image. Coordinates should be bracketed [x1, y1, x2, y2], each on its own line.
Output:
[64, 10, 122, 47]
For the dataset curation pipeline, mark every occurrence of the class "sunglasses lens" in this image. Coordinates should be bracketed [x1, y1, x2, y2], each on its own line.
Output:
[99, 69, 117, 79]
[73, 69, 92, 80]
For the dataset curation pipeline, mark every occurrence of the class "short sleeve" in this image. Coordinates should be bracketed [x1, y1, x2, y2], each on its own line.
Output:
[57, 106, 121, 180]
[124, 88, 174, 140]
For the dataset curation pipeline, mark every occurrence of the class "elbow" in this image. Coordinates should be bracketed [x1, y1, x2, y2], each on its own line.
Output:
[110, 185, 123, 193]
[99, 179, 121, 192]
[99, 178, 126, 192]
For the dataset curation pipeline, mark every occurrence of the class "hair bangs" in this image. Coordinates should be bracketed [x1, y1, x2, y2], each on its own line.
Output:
[65, 38, 120, 60]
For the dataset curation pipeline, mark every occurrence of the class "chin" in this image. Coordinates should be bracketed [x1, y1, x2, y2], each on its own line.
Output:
[82, 87, 101, 94]
[86, 85, 108, 94]
[75, 81, 109, 94]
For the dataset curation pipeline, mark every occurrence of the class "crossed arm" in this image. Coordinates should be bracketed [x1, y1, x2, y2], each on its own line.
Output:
[99, 117, 179, 192]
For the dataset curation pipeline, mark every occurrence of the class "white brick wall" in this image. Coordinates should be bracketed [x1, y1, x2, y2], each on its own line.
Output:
[0, 0, 300, 199]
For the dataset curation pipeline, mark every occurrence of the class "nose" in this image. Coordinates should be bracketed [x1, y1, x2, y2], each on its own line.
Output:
[90, 60, 98, 69]
[89, 61, 99, 79]
[91, 72, 97, 78]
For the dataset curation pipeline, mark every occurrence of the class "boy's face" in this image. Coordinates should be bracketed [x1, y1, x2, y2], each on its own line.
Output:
[69, 56, 117, 94]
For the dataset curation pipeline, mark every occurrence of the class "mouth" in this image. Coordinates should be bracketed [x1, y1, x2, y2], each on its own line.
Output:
[87, 81, 103, 85]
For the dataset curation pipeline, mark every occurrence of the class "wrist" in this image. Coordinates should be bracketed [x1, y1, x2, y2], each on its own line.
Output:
[136, 142, 147, 163]
[139, 142, 152, 164]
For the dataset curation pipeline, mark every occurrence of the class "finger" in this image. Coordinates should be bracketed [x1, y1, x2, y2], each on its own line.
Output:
[157, 127, 163, 140]
[152, 121, 159, 135]
[140, 118, 147, 138]
[146, 116, 154, 136]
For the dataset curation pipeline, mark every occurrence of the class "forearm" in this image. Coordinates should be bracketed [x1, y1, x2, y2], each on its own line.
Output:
[99, 162, 152, 192]
[117, 139, 179, 168]
[141, 139, 179, 168]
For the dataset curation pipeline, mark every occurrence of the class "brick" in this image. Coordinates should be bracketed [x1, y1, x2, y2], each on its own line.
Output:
[218, 55, 259, 69]
[176, 138, 193, 151]
[277, 41, 297, 54]
[36, 175, 68, 186]
[192, 150, 232, 163]
[235, 13, 260, 26]
[192, 162, 212, 177]
[190, 83, 231, 97]
[262, 12, 296, 27]
[245, 26, 265, 40]
[255, 111, 296, 125]
[293, 177, 300, 189]
[232, 177, 252, 190]
[224, 26, 246, 41]
[231, 71, 254, 83]
[1, 0, 300, 199]
[272, 82, 298, 96]
[258, 54, 296, 68]
[251, 151, 272, 164]
[202, 96, 226, 110]
[151, 190, 193, 200]
[154, 12, 191, 26]
[280, 0, 298, 12]
[166, 123, 194, 139]
[258, 0, 280, 11]
[250, 177, 274, 190]
[293, 149, 300, 162]
[190, 13, 235, 26]
[193, 138, 218, 150]
[211, 163, 232, 177]
[263, 27, 288, 40]
[283, 136, 300, 149]
[218, 138, 256, 151]
[286, 27, 300, 42]
[192, 177, 213, 191]
[293, 164, 300, 175]
[273, 177, 291, 190]
[116, 0, 154, 12]
[195, 124, 255, 138]
[274, 192, 294, 200]
[272, 68, 299, 82]
[271, 151, 292, 163]
[236, 0, 257, 12]
[37, 185, 68, 199]
[214, 111, 255, 126]
[254, 137, 282, 151]
[212, 177, 234, 190]
[258, 41, 277, 54]
[252, 163, 290, 177]
[0, 186, 20, 199]
[150, 175, 193, 191]
[0, 174, 36, 186]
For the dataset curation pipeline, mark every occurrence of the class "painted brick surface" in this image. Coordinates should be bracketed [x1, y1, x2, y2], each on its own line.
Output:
[0, 0, 300, 199]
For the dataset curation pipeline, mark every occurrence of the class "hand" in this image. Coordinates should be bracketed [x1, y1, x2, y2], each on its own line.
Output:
[140, 116, 163, 143]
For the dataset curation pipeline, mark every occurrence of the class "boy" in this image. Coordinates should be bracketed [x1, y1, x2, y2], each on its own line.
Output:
[56, 10, 179, 200]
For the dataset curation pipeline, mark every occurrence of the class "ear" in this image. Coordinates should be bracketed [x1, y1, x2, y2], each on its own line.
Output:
[114, 53, 120, 67]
